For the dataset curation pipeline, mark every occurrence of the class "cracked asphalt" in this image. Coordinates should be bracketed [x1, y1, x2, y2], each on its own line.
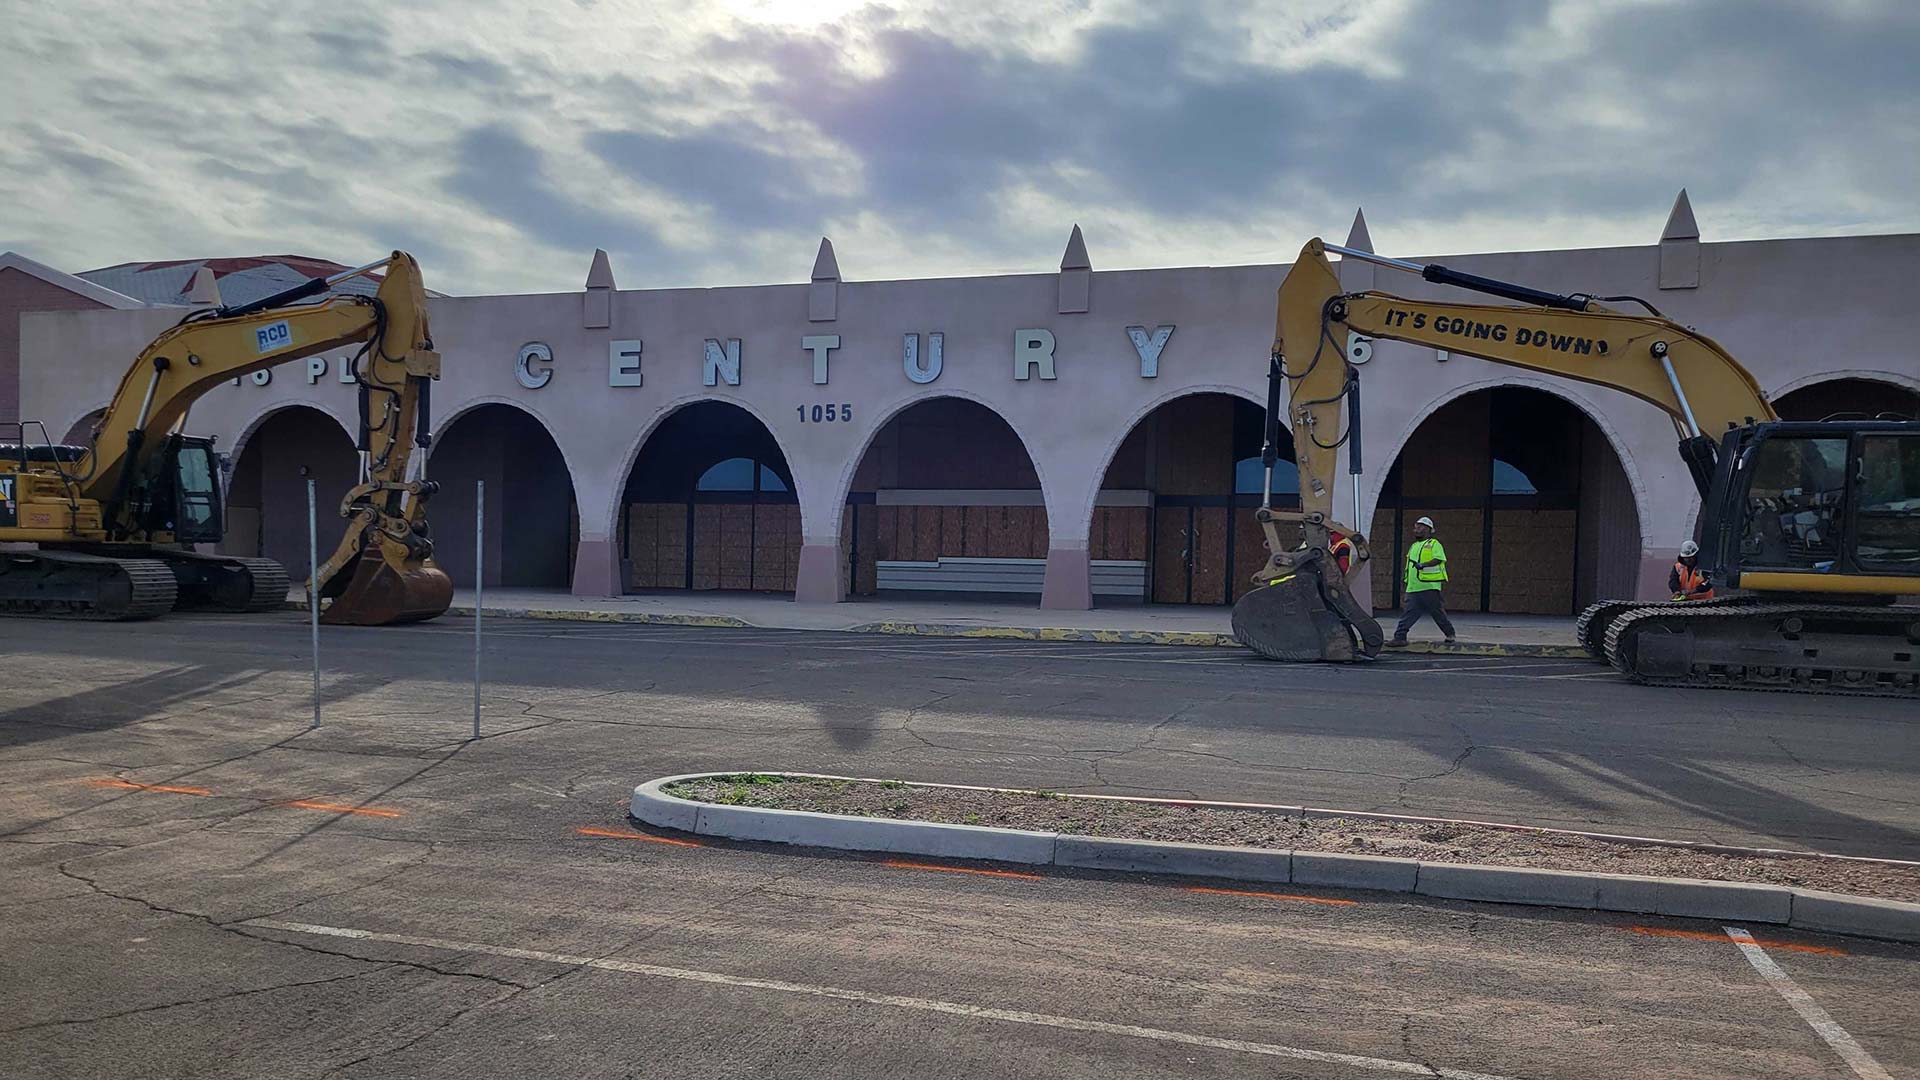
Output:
[4, 612, 1919, 1079]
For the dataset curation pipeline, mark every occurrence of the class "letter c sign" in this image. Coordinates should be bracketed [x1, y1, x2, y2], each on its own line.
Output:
[516, 342, 554, 389]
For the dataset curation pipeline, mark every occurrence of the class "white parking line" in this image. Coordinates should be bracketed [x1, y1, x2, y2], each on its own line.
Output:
[1723, 927, 1891, 1080]
[243, 918, 1513, 1079]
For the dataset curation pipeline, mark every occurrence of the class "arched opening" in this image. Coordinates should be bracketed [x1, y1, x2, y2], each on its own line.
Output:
[843, 398, 1051, 600]
[619, 401, 797, 593]
[429, 404, 578, 589]
[1092, 393, 1291, 605]
[1772, 377, 1920, 422]
[62, 409, 106, 446]
[218, 405, 357, 580]
[1373, 386, 1640, 615]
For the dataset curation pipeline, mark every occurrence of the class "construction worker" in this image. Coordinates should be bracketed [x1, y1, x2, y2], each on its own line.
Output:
[1670, 540, 1715, 600]
[1328, 528, 1357, 576]
[1389, 515, 1456, 646]
[1268, 530, 1355, 587]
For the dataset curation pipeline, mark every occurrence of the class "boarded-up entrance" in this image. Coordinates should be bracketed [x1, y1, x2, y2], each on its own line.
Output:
[620, 403, 799, 594]
[1101, 394, 1297, 605]
[1372, 387, 1638, 615]
[843, 399, 1056, 599]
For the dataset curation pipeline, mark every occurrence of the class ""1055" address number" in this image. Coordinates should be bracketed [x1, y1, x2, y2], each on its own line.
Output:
[796, 403, 853, 423]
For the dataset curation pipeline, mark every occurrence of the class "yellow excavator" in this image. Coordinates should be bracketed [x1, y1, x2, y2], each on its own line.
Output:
[1233, 238, 1919, 697]
[0, 251, 453, 625]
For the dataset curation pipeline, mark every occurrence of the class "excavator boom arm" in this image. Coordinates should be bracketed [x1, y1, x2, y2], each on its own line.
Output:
[66, 251, 450, 625]
[1273, 238, 1777, 531]
[80, 253, 436, 515]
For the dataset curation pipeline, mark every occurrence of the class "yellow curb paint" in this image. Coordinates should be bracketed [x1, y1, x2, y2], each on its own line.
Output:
[844, 622, 1240, 648]
[289, 600, 1580, 657]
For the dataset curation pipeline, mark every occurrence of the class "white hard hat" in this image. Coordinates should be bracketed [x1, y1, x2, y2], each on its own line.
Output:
[1415, 516, 1435, 529]
[1679, 540, 1700, 557]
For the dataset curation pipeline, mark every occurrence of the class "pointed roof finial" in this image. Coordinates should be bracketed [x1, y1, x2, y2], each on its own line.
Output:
[1344, 207, 1374, 253]
[1060, 224, 1090, 271]
[810, 237, 839, 282]
[1661, 189, 1699, 242]
[585, 248, 615, 289]
[186, 265, 221, 307]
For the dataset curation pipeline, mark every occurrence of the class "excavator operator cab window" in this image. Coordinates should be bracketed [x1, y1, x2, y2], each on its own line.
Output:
[1737, 435, 1848, 571]
[167, 437, 223, 544]
[1854, 433, 1920, 574]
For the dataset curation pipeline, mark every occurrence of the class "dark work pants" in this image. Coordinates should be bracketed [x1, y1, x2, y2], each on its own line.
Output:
[1394, 589, 1455, 640]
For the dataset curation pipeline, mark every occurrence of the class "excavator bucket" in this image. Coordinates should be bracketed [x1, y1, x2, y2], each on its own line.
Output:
[317, 555, 453, 626]
[1231, 558, 1384, 663]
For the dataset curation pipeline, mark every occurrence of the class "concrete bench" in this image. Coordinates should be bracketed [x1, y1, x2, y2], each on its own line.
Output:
[877, 557, 1147, 600]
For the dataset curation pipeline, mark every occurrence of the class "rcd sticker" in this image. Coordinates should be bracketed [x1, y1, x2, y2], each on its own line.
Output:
[255, 320, 293, 353]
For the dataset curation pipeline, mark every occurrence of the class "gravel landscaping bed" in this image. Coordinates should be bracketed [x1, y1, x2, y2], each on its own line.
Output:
[663, 774, 1920, 902]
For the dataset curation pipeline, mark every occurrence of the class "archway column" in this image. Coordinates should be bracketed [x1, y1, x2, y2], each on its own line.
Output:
[1038, 471, 1095, 610]
[570, 495, 622, 599]
[793, 543, 845, 605]
[792, 457, 847, 605]
[561, 413, 625, 598]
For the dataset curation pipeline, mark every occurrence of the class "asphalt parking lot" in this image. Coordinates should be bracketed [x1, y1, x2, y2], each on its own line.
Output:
[4, 614, 1918, 1078]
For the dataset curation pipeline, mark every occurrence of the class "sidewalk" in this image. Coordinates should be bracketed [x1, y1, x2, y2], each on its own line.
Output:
[329, 588, 1586, 657]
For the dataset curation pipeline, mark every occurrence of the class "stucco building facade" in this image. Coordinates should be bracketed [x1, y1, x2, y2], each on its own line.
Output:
[10, 199, 1919, 613]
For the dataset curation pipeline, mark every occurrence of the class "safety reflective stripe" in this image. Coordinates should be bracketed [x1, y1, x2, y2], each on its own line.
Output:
[1410, 540, 1446, 582]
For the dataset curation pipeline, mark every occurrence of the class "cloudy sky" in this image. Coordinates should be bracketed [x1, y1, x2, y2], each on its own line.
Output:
[2, 0, 1914, 296]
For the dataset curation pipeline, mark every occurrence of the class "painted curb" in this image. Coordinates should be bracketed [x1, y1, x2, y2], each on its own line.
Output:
[1416, 862, 1603, 910]
[1054, 835, 1291, 883]
[1592, 874, 1793, 924]
[286, 598, 750, 628]
[1791, 890, 1920, 940]
[843, 621, 1240, 648]
[630, 773, 1920, 944]
[1291, 851, 1420, 893]
[282, 599, 1582, 656]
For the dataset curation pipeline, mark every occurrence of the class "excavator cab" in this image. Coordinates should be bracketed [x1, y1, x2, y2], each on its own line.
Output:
[130, 435, 225, 544]
[1704, 421, 1920, 590]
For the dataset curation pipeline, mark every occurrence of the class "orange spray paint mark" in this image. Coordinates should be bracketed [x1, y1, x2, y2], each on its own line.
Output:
[576, 826, 703, 847]
[1628, 926, 1846, 956]
[282, 800, 404, 819]
[881, 860, 1044, 881]
[88, 778, 213, 796]
[1185, 886, 1359, 907]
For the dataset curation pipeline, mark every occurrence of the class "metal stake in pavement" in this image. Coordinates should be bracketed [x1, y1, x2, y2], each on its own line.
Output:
[473, 478, 483, 740]
[307, 479, 321, 730]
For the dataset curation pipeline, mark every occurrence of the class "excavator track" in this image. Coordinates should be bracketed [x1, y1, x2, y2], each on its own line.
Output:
[1575, 596, 1753, 659]
[59, 547, 292, 614]
[231, 558, 292, 612]
[0, 551, 178, 620]
[156, 553, 290, 613]
[1575, 600, 1637, 659]
[1603, 602, 1920, 698]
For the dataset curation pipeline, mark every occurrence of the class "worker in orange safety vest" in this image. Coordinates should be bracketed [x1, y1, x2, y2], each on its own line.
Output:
[1327, 528, 1357, 576]
[1669, 540, 1715, 601]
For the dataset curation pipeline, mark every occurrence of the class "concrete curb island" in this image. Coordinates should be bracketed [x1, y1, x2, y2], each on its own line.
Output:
[286, 598, 1586, 658]
[630, 773, 1920, 945]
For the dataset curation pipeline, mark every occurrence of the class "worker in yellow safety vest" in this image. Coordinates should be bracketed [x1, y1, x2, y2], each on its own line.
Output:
[1669, 540, 1715, 600]
[1388, 516, 1456, 646]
